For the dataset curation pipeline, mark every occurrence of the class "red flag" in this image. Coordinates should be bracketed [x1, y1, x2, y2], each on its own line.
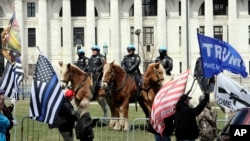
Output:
[150, 69, 190, 135]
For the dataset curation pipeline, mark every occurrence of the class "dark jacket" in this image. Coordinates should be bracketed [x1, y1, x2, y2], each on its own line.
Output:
[75, 112, 94, 141]
[174, 94, 209, 140]
[147, 115, 174, 136]
[2, 104, 14, 141]
[155, 55, 173, 75]
[121, 53, 141, 75]
[58, 98, 77, 132]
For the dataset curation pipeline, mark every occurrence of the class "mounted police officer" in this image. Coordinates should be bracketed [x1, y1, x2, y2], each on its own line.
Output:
[155, 46, 173, 75]
[121, 44, 142, 96]
[76, 48, 89, 71]
[86, 45, 106, 100]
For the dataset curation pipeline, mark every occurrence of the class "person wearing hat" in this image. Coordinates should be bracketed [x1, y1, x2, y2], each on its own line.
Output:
[76, 48, 89, 71]
[121, 44, 142, 96]
[0, 89, 10, 141]
[56, 89, 77, 141]
[155, 46, 173, 75]
[85, 45, 106, 100]
[174, 93, 209, 141]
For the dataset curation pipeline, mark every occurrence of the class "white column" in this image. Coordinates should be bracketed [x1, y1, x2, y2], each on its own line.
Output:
[110, 0, 121, 61]
[38, 0, 48, 57]
[63, 0, 73, 63]
[228, 0, 237, 46]
[86, 0, 95, 55]
[181, 0, 189, 70]
[134, 0, 143, 71]
[157, 0, 166, 46]
[205, 0, 213, 36]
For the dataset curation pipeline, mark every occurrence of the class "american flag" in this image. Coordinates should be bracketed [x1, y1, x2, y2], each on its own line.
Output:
[0, 60, 24, 99]
[29, 54, 64, 124]
[150, 69, 190, 135]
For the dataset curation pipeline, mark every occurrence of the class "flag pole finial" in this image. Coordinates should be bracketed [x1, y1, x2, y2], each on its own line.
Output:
[36, 46, 41, 54]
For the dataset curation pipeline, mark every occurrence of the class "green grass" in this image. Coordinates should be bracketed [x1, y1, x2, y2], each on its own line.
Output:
[7, 100, 227, 141]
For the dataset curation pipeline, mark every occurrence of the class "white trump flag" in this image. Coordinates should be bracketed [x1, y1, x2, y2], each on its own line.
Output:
[215, 73, 250, 111]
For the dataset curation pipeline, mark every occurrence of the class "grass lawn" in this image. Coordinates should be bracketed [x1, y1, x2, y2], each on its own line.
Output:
[7, 99, 227, 141]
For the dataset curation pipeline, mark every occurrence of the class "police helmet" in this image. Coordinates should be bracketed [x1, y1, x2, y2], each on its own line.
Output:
[158, 46, 167, 52]
[91, 45, 100, 51]
[77, 49, 84, 54]
[127, 44, 136, 52]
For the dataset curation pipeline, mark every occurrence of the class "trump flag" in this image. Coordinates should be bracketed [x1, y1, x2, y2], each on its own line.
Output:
[150, 69, 190, 135]
[197, 33, 248, 78]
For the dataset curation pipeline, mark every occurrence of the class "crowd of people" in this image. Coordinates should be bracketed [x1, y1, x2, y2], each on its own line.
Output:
[0, 44, 217, 141]
[73, 44, 218, 141]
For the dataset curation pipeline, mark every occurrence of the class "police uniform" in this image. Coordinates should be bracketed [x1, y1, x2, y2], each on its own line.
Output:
[76, 49, 89, 71]
[155, 46, 173, 75]
[86, 45, 105, 99]
[121, 45, 142, 94]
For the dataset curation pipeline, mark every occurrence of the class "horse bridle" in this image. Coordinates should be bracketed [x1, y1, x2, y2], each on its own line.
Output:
[61, 70, 89, 98]
[141, 67, 163, 92]
[102, 67, 128, 94]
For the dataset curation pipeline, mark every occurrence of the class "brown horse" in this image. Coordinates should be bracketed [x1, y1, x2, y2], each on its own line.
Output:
[59, 62, 109, 119]
[100, 61, 137, 130]
[140, 62, 167, 118]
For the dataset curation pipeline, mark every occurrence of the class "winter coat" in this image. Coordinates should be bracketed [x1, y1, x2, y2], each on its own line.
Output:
[174, 94, 209, 140]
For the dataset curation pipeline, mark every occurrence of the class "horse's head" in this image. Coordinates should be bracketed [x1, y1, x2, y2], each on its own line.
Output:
[101, 61, 116, 89]
[59, 62, 73, 89]
[144, 62, 165, 86]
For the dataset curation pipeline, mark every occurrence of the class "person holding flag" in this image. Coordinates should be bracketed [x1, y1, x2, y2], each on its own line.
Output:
[174, 92, 209, 141]
[0, 89, 10, 141]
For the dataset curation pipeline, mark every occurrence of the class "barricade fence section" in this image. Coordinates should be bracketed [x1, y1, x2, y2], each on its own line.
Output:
[19, 116, 229, 141]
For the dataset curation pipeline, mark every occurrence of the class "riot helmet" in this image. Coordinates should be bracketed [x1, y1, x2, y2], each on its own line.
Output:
[91, 45, 100, 51]
[158, 45, 167, 57]
[77, 48, 85, 56]
[127, 44, 136, 52]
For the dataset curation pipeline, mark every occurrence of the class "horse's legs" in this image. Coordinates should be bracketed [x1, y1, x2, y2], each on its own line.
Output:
[121, 102, 130, 131]
[97, 96, 109, 124]
[113, 105, 121, 130]
[138, 92, 150, 118]
[78, 98, 90, 117]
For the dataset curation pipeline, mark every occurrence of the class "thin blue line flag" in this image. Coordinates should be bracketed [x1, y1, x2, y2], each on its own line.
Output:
[197, 33, 248, 78]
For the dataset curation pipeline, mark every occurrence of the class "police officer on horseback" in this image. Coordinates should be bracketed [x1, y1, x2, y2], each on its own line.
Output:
[86, 45, 106, 99]
[76, 48, 89, 71]
[155, 46, 173, 75]
[121, 44, 142, 96]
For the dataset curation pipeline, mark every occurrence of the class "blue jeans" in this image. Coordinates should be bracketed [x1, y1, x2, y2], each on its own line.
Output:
[154, 134, 171, 141]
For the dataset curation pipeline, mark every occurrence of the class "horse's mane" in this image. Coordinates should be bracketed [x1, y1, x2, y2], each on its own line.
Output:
[69, 63, 86, 74]
[144, 63, 166, 76]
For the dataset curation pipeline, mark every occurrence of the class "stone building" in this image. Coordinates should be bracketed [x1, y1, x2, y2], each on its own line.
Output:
[0, 0, 249, 86]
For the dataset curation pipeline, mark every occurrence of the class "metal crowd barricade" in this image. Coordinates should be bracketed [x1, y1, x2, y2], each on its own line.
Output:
[19, 116, 229, 141]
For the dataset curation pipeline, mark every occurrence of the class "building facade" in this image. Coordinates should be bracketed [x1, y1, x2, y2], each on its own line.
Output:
[0, 0, 249, 86]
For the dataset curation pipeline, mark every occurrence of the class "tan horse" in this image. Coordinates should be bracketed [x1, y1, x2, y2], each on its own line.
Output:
[100, 61, 137, 130]
[140, 62, 169, 118]
[59, 62, 109, 119]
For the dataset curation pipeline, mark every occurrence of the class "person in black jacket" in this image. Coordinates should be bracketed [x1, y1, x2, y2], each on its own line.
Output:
[174, 93, 209, 141]
[58, 89, 77, 141]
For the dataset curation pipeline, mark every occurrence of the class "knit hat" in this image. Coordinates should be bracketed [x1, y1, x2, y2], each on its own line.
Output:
[64, 89, 75, 99]
[0, 89, 5, 95]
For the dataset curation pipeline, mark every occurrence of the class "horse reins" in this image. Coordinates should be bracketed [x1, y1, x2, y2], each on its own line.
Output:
[61, 70, 89, 102]
[141, 67, 163, 98]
